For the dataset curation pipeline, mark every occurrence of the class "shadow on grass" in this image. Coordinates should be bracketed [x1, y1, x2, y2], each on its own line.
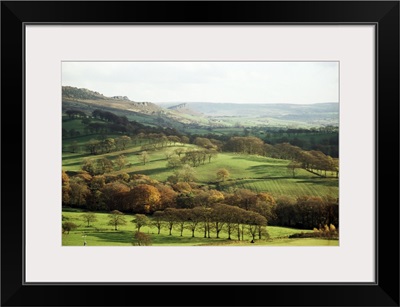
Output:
[62, 161, 85, 167]
[89, 230, 230, 246]
[136, 167, 171, 177]
[62, 153, 91, 160]
[221, 176, 311, 185]
[89, 231, 133, 244]
[298, 179, 339, 187]
[149, 234, 223, 245]
[231, 155, 286, 164]
[246, 164, 287, 176]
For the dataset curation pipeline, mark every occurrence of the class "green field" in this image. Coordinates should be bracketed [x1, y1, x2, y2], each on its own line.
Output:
[62, 210, 338, 246]
[62, 140, 338, 199]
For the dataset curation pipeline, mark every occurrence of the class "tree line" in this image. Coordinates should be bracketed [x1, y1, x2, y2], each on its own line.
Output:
[62, 170, 338, 230]
[66, 130, 337, 178]
[63, 108, 338, 160]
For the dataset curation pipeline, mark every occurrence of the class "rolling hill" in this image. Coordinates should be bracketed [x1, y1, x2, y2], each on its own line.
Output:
[62, 86, 339, 129]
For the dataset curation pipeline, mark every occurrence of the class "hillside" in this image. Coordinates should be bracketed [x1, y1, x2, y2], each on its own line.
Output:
[62, 86, 339, 129]
[158, 101, 339, 127]
[62, 86, 162, 115]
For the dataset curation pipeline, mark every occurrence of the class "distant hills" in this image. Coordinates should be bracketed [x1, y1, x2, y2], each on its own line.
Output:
[62, 86, 339, 128]
[160, 101, 338, 118]
[62, 86, 162, 115]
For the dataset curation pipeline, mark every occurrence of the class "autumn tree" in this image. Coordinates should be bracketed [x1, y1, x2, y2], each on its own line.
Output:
[101, 181, 130, 211]
[176, 164, 196, 182]
[117, 172, 130, 182]
[86, 139, 101, 155]
[128, 184, 161, 213]
[62, 222, 78, 234]
[180, 135, 190, 145]
[198, 207, 212, 238]
[130, 174, 159, 186]
[81, 212, 97, 227]
[174, 209, 190, 236]
[234, 189, 257, 211]
[108, 210, 127, 231]
[151, 211, 164, 234]
[82, 158, 97, 176]
[139, 151, 149, 165]
[156, 184, 177, 210]
[224, 136, 265, 155]
[69, 177, 90, 207]
[96, 157, 114, 174]
[164, 150, 174, 160]
[287, 161, 302, 178]
[162, 208, 179, 235]
[216, 168, 230, 182]
[254, 192, 277, 222]
[245, 211, 268, 241]
[207, 189, 225, 204]
[194, 137, 216, 150]
[274, 143, 302, 160]
[174, 148, 185, 157]
[275, 196, 296, 227]
[76, 171, 93, 183]
[167, 135, 181, 145]
[206, 149, 218, 163]
[132, 214, 149, 232]
[219, 205, 244, 240]
[182, 150, 202, 167]
[295, 196, 325, 229]
[133, 232, 152, 246]
[86, 175, 106, 211]
[62, 170, 71, 205]
[322, 195, 339, 227]
[101, 137, 115, 153]
[167, 156, 182, 169]
[115, 155, 127, 170]
[117, 135, 131, 150]
[186, 207, 204, 237]
[210, 204, 228, 238]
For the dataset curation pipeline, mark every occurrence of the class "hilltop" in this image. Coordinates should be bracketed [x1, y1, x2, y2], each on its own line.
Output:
[62, 86, 339, 129]
[62, 86, 162, 115]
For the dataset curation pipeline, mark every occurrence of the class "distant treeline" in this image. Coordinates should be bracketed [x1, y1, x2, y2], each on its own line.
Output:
[63, 109, 339, 167]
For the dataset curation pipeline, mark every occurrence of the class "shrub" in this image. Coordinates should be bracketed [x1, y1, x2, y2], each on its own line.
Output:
[62, 222, 78, 234]
[133, 231, 152, 246]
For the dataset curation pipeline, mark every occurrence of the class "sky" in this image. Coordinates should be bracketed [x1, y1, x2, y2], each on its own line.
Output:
[62, 61, 339, 104]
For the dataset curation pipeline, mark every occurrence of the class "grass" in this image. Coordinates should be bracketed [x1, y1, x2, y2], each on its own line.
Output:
[62, 210, 338, 246]
[219, 177, 338, 199]
[62, 141, 338, 199]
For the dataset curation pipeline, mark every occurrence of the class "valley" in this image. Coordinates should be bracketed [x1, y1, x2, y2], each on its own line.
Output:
[61, 86, 339, 246]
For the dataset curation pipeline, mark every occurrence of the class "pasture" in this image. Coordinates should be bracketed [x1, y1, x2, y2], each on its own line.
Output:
[62, 140, 338, 199]
[62, 210, 338, 246]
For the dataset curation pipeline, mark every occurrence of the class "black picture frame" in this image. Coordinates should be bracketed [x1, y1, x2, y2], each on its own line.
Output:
[1, 1, 399, 306]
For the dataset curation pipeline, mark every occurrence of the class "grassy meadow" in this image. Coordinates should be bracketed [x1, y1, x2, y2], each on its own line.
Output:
[62, 140, 338, 199]
[62, 210, 338, 246]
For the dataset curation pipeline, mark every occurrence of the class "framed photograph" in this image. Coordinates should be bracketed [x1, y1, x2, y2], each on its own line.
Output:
[1, 1, 399, 306]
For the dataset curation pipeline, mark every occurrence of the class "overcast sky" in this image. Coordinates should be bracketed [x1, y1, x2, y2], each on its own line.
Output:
[62, 61, 339, 104]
